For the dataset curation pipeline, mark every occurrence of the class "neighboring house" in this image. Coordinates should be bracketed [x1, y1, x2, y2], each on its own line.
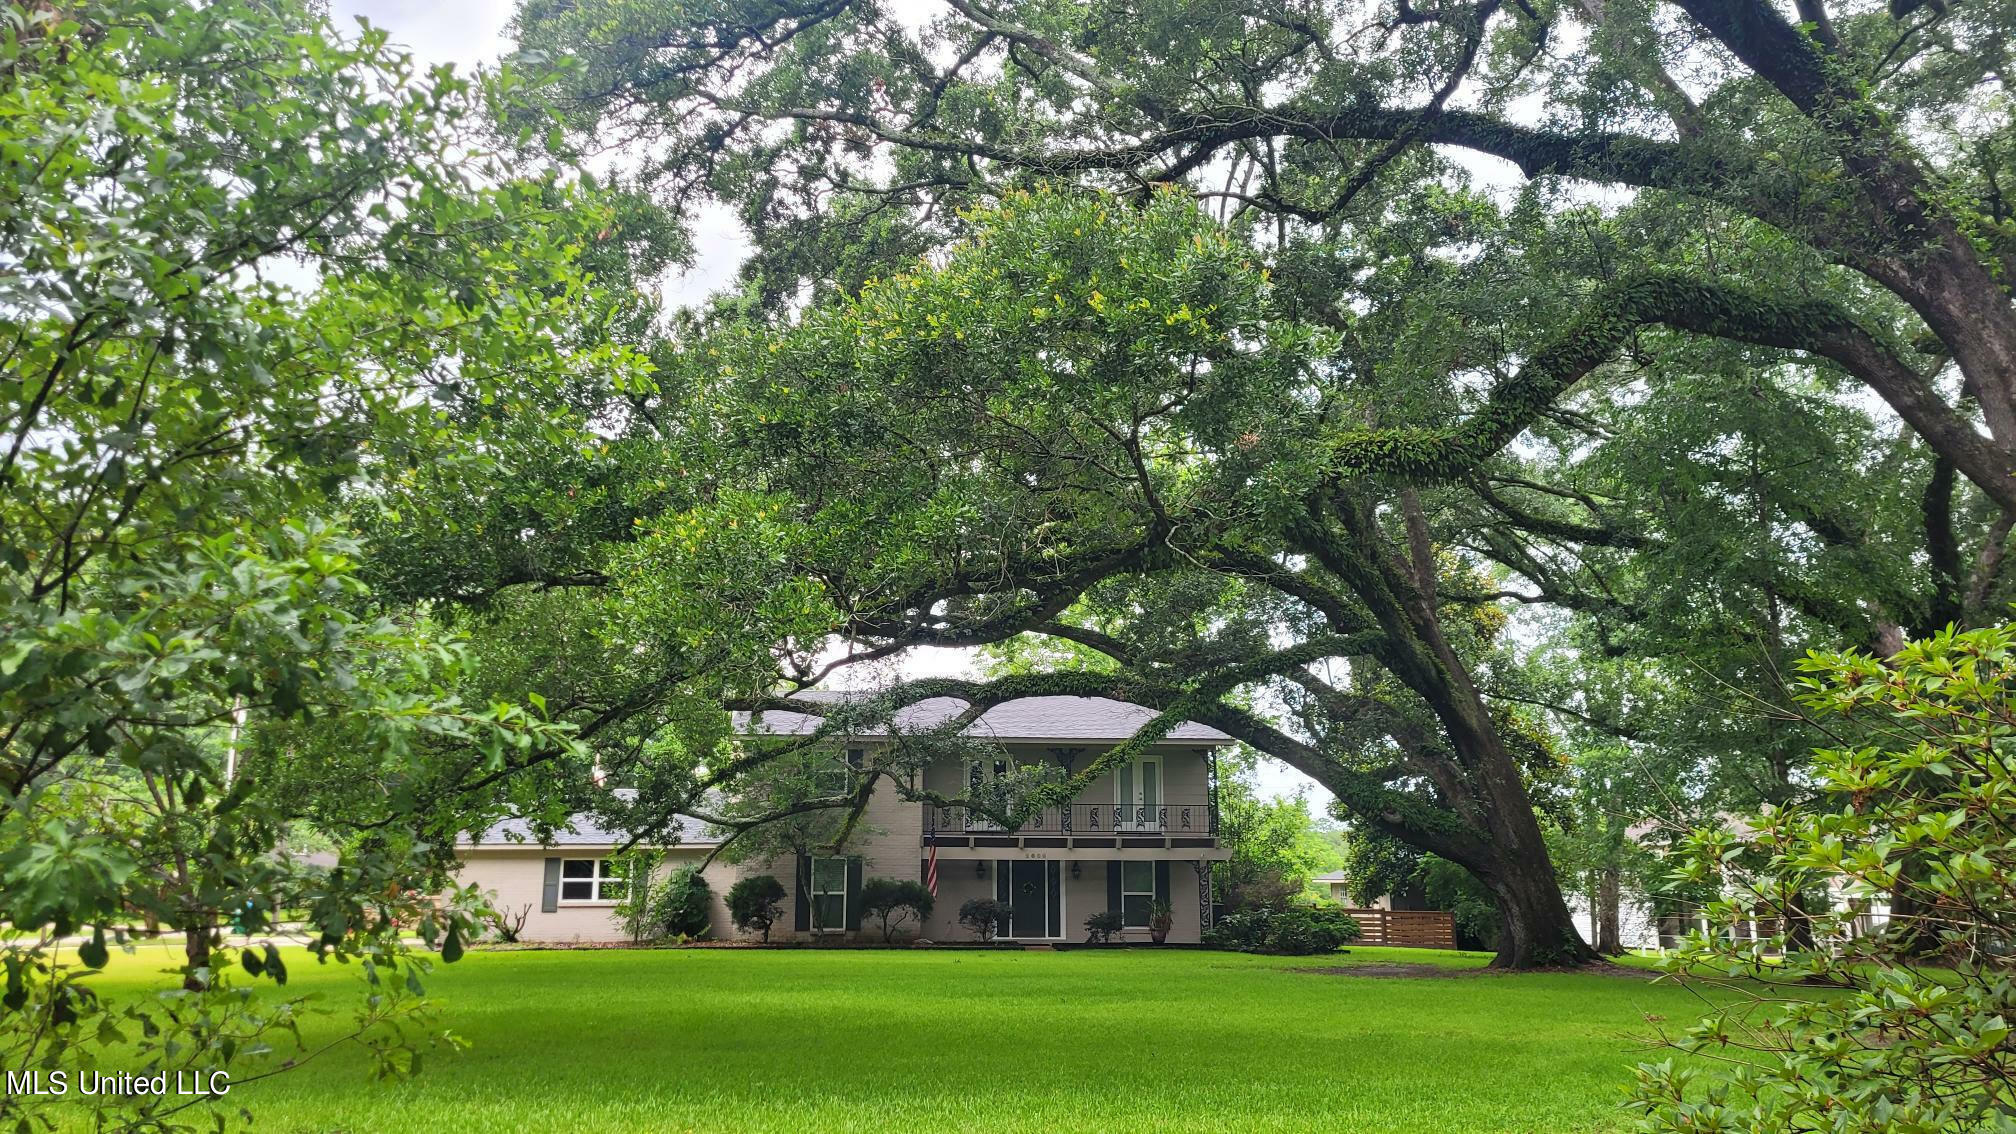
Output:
[1309, 870, 1432, 911]
[1312, 870, 1352, 906]
[453, 694, 1233, 944]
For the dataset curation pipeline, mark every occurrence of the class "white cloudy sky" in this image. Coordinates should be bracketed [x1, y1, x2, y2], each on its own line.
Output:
[328, 0, 1335, 811]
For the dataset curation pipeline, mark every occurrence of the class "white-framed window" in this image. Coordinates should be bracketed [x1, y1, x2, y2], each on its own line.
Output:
[814, 748, 864, 794]
[559, 858, 628, 904]
[811, 856, 848, 930]
[1120, 860, 1156, 928]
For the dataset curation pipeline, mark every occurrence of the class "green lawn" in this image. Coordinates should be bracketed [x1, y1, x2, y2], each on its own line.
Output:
[73, 944, 1711, 1133]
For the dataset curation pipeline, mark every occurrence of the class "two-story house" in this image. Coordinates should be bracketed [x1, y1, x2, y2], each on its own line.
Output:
[453, 695, 1232, 944]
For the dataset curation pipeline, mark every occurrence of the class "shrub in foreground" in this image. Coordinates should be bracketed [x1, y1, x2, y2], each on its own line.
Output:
[1632, 622, 2016, 1132]
[727, 875, 787, 943]
[654, 867, 713, 939]
[1205, 904, 1361, 955]
[859, 878, 934, 942]
[959, 898, 1009, 943]
[1084, 910, 1125, 943]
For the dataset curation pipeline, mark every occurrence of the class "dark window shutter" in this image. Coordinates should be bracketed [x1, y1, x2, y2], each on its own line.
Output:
[844, 857, 864, 931]
[793, 854, 811, 932]
[995, 860, 1012, 936]
[1107, 860, 1123, 915]
[1047, 861, 1061, 938]
[541, 858, 562, 913]
[1154, 861, 1171, 906]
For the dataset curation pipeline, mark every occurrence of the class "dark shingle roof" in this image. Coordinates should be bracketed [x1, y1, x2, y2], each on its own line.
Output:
[734, 692, 1231, 743]
[458, 789, 721, 849]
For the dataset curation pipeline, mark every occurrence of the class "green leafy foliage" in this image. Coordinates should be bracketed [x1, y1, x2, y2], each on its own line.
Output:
[501, 0, 2016, 983]
[857, 878, 933, 944]
[1083, 910, 1125, 943]
[1633, 620, 2016, 1132]
[1337, 831, 1502, 951]
[1204, 905, 1364, 955]
[611, 851, 664, 945]
[1214, 760, 1345, 909]
[726, 875, 786, 943]
[0, 0, 626, 1126]
[958, 898, 1010, 943]
[652, 866, 714, 940]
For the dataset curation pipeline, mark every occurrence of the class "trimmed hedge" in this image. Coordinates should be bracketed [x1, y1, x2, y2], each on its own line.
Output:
[1203, 905, 1362, 955]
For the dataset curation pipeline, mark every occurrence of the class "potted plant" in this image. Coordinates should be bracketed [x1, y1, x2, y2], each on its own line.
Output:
[1148, 900, 1174, 945]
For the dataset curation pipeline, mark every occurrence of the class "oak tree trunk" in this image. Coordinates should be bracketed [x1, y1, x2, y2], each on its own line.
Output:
[1310, 499, 1599, 969]
[1475, 849, 1598, 968]
[1595, 866, 1623, 955]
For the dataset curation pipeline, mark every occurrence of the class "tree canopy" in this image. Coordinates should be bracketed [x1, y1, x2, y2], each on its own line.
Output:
[10, 4, 2016, 1128]
[0, 2, 634, 1126]
[465, 0, 2016, 969]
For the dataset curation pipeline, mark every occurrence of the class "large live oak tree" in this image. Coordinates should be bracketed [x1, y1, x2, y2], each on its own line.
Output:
[268, 0, 2001, 974]
[372, 193, 1603, 965]
[702, 195, 1599, 965]
[513, 0, 2015, 506]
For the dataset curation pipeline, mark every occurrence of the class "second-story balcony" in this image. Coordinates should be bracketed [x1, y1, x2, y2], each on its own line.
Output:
[923, 801, 1218, 850]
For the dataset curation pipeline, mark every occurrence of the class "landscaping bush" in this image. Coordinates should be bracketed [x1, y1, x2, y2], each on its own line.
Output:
[859, 878, 934, 943]
[1204, 904, 1361, 955]
[652, 866, 713, 939]
[727, 875, 787, 943]
[1632, 622, 2016, 1132]
[1268, 905, 1362, 955]
[611, 850, 663, 945]
[958, 898, 1009, 943]
[488, 902, 531, 944]
[1083, 910, 1124, 943]
[1203, 907, 1273, 950]
[1221, 868, 1300, 914]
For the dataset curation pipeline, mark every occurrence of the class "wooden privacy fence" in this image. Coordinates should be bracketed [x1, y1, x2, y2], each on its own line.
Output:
[1338, 909, 1457, 950]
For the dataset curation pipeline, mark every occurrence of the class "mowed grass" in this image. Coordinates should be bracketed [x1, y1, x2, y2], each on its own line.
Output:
[69, 943, 1713, 1133]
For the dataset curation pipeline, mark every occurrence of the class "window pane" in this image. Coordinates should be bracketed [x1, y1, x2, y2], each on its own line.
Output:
[1142, 762, 1158, 804]
[814, 894, 845, 928]
[813, 858, 847, 892]
[1122, 894, 1152, 927]
[562, 860, 593, 878]
[599, 859, 625, 880]
[597, 879, 629, 902]
[561, 881, 593, 901]
[1122, 861, 1154, 892]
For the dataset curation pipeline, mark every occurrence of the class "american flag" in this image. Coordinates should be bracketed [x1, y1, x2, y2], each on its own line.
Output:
[924, 828, 939, 897]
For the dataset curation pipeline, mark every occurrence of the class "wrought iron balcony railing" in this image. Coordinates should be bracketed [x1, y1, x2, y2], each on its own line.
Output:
[924, 800, 1218, 839]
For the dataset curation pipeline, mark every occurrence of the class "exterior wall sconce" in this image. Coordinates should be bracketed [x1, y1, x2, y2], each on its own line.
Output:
[1069, 862, 1081, 881]
[975, 860, 987, 879]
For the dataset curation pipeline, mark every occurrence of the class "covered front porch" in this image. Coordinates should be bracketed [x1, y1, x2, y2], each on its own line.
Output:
[918, 854, 1221, 944]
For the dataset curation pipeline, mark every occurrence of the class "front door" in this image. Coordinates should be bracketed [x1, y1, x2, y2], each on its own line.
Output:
[1006, 860, 1059, 939]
